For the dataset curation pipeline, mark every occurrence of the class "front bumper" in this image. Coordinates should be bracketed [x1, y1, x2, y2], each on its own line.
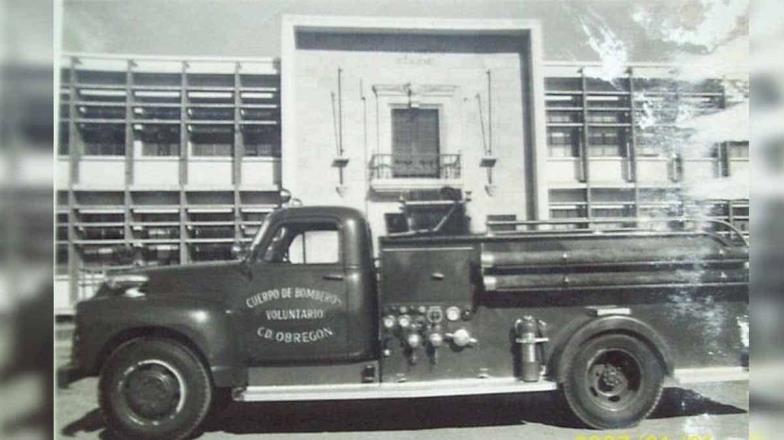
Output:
[57, 362, 85, 389]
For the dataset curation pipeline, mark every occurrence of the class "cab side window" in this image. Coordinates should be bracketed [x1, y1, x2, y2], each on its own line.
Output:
[263, 221, 340, 264]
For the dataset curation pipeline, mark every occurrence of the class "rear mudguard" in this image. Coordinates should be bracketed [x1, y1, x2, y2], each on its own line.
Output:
[75, 295, 245, 388]
[552, 315, 674, 383]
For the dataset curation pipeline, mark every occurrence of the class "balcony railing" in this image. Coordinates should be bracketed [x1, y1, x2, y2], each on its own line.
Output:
[370, 154, 461, 180]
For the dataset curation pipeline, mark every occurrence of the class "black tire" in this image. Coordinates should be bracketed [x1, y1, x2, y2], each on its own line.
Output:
[98, 338, 213, 440]
[562, 333, 664, 429]
[206, 387, 233, 421]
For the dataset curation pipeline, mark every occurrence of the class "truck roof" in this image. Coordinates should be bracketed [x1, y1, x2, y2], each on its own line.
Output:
[271, 205, 367, 223]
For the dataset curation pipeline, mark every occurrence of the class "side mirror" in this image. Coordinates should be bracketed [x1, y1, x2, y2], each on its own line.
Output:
[231, 242, 249, 260]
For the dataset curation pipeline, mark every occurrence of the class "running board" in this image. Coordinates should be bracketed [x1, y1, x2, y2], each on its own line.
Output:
[235, 378, 558, 402]
[234, 367, 749, 402]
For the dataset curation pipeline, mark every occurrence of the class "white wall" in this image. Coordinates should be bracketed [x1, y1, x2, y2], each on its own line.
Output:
[56, 158, 71, 189]
[78, 158, 125, 187]
[241, 158, 281, 189]
[682, 158, 719, 183]
[545, 158, 581, 185]
[636, 158, 672, 184]
[134, 159, 180, 187]
[187, 159, 233, 187]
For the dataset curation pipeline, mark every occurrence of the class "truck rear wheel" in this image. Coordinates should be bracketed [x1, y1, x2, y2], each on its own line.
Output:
[562, 333, 664, 429]
[98, 338, 213, 440]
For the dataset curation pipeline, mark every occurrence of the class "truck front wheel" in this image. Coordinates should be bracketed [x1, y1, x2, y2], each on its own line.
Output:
[562, 333, 664, 429]
[98, 338, 213, 440]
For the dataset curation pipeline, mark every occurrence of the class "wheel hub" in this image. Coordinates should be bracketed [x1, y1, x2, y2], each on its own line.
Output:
[123, 363, 182, 421]
[600, 365, 626, 389]
[586, 349, 641, 408]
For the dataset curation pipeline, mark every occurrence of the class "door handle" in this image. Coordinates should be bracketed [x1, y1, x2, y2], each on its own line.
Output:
[323, 273, 345, 281]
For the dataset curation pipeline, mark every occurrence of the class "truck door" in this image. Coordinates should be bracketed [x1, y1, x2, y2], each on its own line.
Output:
[238, 218, 350, 364]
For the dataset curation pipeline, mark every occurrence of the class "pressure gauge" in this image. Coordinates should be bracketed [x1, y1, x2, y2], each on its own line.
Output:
[382, 315, 396, 330]
[426, 306, 444, 323]
[446, 306, 461, 322]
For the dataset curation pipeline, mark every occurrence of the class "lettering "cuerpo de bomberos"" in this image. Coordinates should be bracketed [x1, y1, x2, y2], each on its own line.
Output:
[245, 287, 342, 309]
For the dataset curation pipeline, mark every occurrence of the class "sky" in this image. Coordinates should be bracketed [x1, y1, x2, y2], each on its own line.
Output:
[61, 0, 748, 63]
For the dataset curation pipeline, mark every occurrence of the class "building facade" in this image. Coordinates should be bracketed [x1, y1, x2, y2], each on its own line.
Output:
[55, 17, 749, 313]
[280, 17, 546, 241]
[55, 56, 283, 311]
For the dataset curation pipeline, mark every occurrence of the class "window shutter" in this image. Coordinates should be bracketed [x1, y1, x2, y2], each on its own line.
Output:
[391, 108, 440, 177]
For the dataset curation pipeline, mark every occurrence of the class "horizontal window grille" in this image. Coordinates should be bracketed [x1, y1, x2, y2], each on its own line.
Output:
[190, 244, 233, 262]
[588, 128, 627, 157]
[547, 111, 581, 123]
[586, 112, 627, 124]
[81, 126, 126, 156]
[547, 127, 580, 157]
[192, 143, 232, 156]
[134, 107, 180, 119]
[84, 143, 125, 156]
[142, 143, 180, 156]
[243, 128, 280, 157]
[244, 143, 279, 157]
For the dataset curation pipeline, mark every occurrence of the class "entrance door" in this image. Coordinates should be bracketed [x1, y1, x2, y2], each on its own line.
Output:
[391, 108, 440, 178]
[238, 218, 349, 364]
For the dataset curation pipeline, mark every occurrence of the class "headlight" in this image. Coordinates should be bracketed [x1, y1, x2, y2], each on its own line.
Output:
[445, 306, 461, 322]
[104, 274, 148, 297]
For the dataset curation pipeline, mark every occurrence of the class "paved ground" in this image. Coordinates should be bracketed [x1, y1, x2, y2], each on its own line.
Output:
[55, 339, 749, 440]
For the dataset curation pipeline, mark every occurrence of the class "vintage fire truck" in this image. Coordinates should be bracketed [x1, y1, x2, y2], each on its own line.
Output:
[58, 190, 749, 439]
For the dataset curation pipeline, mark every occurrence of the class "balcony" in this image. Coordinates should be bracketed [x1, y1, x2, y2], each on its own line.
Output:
[369, 154, 462, 193]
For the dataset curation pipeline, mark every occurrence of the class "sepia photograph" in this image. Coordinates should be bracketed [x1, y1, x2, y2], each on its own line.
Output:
[36, 0, 762, 439]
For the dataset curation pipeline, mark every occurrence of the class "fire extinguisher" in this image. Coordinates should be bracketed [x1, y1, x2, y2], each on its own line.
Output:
[514, 316, 549, 382]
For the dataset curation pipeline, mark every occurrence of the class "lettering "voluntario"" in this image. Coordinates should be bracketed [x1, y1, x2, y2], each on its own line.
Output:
[265, 309, 325, 321]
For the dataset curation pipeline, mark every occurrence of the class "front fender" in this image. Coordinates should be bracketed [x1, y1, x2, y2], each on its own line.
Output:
[74, 295, 244, 387]
[552, 314, 674, 383]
